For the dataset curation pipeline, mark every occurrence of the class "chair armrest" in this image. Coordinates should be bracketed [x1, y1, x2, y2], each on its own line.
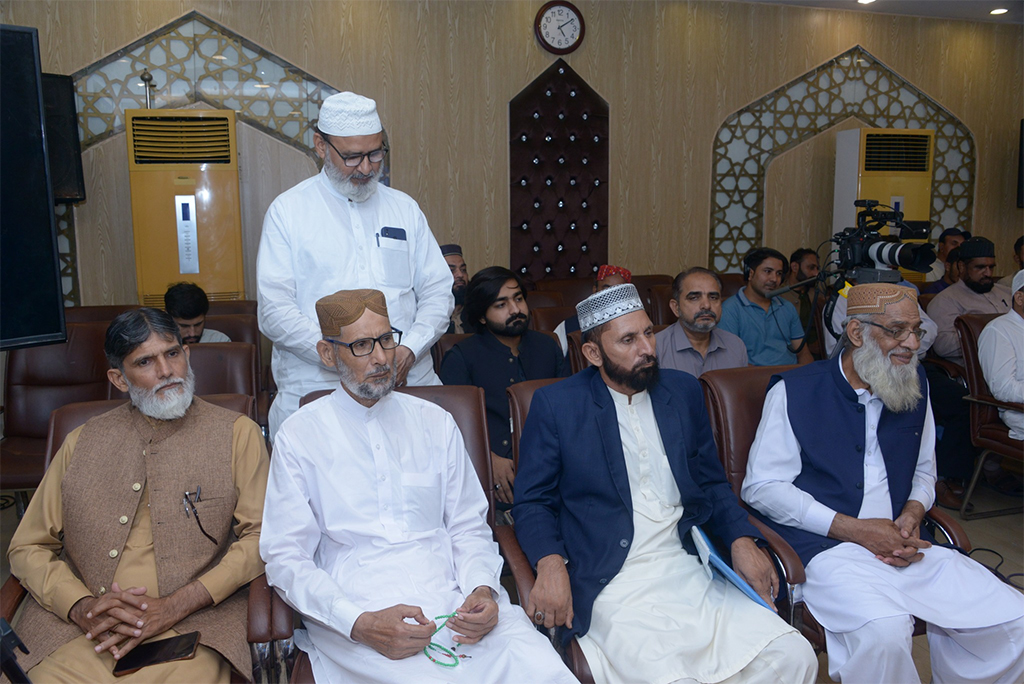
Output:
[925, 507, 971, 552]
[922, 355, 965, 382]
[964, 395, 1024, 413]
[247, 574, 293, 642]
[747, 516, 806, 586]
[1, 575, 26, 624]
[494, 526, 536, 610]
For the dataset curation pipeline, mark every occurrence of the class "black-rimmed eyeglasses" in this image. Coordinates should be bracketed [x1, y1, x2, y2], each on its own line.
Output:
[326, 328, 403, 356]
[323, 136, 389, 167]
[859, 320, 926, 342]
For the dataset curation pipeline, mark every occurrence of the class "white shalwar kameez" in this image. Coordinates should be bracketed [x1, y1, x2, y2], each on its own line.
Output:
[257, 170, 453, 437]
[743, 366, 1024, 683]
[577, 388, 815, 684]
[260, 388, 575, 684]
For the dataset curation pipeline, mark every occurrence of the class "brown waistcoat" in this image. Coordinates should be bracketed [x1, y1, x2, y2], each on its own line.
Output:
[12, 398, 252, 680]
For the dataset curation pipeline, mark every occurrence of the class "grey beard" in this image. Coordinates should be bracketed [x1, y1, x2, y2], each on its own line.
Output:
[127, 365, 196, 420]
[324, 154, 380, 203]
[338, 360, 396, 402]
[681, 312, 717, 334]
[851, 332, 922, 413]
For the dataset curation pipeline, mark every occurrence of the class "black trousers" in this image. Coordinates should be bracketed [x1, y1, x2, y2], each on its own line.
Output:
[925, 363, 975, 481]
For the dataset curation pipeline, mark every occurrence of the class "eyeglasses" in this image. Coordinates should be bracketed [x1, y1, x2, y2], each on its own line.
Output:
[323, 136, 388, 167]
[859, 320, 926, 342]
[326, 328, 403, 357]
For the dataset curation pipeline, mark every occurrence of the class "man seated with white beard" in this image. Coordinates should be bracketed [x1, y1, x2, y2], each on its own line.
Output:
[257, 91, 453, 440]
[742, 284, 1024, 683]
[7, 308, 269, 682]
[260, 289, 575, 684]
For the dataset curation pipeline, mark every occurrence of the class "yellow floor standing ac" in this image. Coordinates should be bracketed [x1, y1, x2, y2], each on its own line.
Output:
[126, 109, 244, 306]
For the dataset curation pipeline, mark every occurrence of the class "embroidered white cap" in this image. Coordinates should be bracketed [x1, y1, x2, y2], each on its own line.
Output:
[1012, 269, 1024, 294]
[576, 283, 645, 332]
[318, 92, 382, 137]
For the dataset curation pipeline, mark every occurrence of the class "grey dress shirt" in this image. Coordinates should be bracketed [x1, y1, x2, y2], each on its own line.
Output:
[654, 323, 748, 377]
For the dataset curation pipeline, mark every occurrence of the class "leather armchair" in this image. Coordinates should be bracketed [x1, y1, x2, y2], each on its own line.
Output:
[528, 290, 565, 309]
[530, 305, 577, 332]
[647, 283, 676, 326]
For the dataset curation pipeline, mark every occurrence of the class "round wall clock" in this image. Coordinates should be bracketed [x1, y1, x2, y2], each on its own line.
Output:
[534, 1, 585, 55]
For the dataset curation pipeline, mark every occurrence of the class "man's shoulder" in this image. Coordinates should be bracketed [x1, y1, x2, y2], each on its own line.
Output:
[656, 367, 704, 395]
[524, 329, 562, 354]
[269, 173, 322, 208]
[712, 327, 746, 350]
[776, 358, 832, 385]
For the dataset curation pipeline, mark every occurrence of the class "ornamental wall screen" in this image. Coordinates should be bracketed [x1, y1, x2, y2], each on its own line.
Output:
[708, 45, 975, 272]
[58, 11, 388, 304]
[510, 59, 609, 282]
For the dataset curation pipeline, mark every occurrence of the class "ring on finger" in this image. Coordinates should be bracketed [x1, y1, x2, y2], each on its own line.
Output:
[534, 611, 544, 623]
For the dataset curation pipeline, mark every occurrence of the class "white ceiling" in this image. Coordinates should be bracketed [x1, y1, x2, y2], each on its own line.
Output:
[732, 0, 1024, 24]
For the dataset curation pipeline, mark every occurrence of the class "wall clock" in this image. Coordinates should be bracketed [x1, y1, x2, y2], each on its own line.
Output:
[534, 1, 585, 55]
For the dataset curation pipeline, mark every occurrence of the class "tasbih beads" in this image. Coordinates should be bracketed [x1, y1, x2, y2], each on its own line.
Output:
[423, 612, 474, 668]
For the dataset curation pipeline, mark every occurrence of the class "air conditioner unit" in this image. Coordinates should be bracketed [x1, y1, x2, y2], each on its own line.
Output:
[125, 109, 244, 307]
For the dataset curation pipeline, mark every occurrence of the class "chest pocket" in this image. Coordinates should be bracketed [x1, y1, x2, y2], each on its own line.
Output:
[401, 472, 443, 532]
[378, 235, 412, 289]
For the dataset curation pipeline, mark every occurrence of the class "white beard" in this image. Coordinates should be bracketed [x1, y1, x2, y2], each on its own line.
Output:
[323, 154, 380, 203]
[127, 365, 196, 420]
[337, 359, 396, 403]
[851, 332, 922, 413]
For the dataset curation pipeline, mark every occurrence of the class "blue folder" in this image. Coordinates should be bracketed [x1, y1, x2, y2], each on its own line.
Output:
[691, 525, 773, 611]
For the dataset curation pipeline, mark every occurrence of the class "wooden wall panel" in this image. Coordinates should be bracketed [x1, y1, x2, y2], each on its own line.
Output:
[2, 0, 1020, 287]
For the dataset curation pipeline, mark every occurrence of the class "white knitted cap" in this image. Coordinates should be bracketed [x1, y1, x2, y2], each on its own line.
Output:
[1012, 269, 1024, 294]
[318, 92, 382, 137]
[576, 283, 645, 332]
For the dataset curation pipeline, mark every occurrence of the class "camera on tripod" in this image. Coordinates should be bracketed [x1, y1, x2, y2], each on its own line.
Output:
[832, 199, 936, 284]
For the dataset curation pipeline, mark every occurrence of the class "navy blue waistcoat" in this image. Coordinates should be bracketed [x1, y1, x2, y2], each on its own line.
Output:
[753, 359, 932, 565]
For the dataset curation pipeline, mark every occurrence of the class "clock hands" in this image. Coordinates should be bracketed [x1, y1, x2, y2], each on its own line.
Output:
[557, 17, 576, 31]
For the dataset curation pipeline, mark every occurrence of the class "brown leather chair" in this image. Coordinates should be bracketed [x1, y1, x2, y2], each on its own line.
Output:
[3, 393, 283, 684]
[528, 290, 565, 308]
[566, 330, 588, 374]
[631, 274, 673, 314]
[648, 283, 676, 326]
[1, 322, 111, 491]
[918, 292, 937, 314]
[530, 305, 577, 332]
[63, 304, 139, 323]
[208, 299, 258, 316]
[534, 278, 594, 309]
[432, 333, 472, 375]
[699, 365, 972, 651]
[954, 313, 1024, 519]
[719, 273, 745, 300]
[203, 314, 270, 434]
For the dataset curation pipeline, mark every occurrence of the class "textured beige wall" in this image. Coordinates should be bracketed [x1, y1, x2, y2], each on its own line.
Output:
[3, 0, 1021, 295]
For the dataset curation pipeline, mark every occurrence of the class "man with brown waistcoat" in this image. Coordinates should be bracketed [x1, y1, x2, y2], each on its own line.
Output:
[6, 308, 269, 683]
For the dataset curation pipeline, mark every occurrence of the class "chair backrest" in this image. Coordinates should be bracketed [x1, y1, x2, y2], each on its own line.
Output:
[918, 292, 936, 314]
[648, 283, 676, 326]
[4, 321, 112, 440]
[433, 333, 473, 375]
[699, 365, 796, 498]
[954, 313, 1003, 436]
[632, 274, 673, 315]
[528, 290, 564, 308]
[534, 278, 594, 309]
[531, 305, 577, 332]
[506, 378, 565, 470]
[44, 394, 256, 469]
[207, 299, 258, 316]
[720, 273, 745, 300]
[566, 330, 588, 373]
[204, 314, 264, 390]
[63, 305, 139, 323]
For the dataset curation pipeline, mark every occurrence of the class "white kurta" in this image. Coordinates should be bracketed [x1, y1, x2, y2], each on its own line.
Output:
[577, 388, 801, 684]
[257, 170, 454, 437]
[743, 362, 1024, 681]
[260, 388, 575, 684]
[978, 310, 1024, 439]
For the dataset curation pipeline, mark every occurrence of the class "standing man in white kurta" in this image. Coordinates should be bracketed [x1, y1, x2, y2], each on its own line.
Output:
[260, 289, 575, 684]
[257, 92, 453, 438]
[514, 284, 817, 684]
[743, 283, 1024, 683]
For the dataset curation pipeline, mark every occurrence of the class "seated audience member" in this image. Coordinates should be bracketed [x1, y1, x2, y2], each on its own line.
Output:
[514, 284, 818, 684]
[743, 283, 1024, 683]
[999, 236, 1024, 288]
[719, 248, 813, 366]
[260, 289, 575, 684]
[553, 264, 631, 354]
[8, 308, 269, 682]
[922, 246, 960, 295]
[655, 267, 747, 376]
[440, 243, 468, 333]
[779, 248, 822, 351]
[440, 267, 567, 510]
[164, 282, 231, 344]
[978, 270, 1024, 489]
[925, 228, 969, 283]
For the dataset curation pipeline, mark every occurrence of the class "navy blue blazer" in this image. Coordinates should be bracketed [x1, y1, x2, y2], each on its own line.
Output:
[513, 366, 759, 644]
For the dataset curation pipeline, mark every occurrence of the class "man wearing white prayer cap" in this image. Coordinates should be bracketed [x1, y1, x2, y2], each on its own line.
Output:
[514, 284, 817, 684]
[257, 91, 454, 439]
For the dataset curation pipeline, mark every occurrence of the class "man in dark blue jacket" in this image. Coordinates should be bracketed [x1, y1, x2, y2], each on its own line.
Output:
[514, 284, 816, 684]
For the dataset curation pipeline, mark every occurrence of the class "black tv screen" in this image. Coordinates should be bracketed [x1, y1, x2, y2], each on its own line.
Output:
[1, 24, 66, 350]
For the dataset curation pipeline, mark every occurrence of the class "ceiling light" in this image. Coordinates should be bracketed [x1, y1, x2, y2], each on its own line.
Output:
[990, 8, 1008, 14]
[254, 84, 271, 89]
[857, 0, 875, 5]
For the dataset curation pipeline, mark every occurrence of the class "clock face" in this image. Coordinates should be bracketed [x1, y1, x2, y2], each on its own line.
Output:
[536, 2, 584, 54]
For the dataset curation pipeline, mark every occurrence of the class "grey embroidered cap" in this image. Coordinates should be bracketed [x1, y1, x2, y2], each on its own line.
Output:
[576, 283, 645, 332]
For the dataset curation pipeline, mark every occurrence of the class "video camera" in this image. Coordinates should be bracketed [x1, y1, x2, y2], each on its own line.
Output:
[831, 199, 935, 284]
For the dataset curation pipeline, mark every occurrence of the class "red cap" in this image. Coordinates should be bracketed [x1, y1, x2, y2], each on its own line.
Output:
[596, 265, 632, 283]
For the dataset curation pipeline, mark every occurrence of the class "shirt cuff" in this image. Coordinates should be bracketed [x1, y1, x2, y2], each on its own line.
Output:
[197, 566, 245, 606]
[334, 596, 368, 641]
[804, 501, 840, 538]
[52, 577, 94, 623]
[908, 491, 935, 512]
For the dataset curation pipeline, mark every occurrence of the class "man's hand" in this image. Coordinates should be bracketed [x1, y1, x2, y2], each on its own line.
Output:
[394, 346, 416, 387]
[527, 554, 573, 630]
[491, 453, 515, 505]
[446, 586, 498, 645]
[351, 604, 437, 660]
[96, 581, 213, 660]
[829, 513, 930, 567]
[730, 537, 778, 612]
[69, 583, 148, 652]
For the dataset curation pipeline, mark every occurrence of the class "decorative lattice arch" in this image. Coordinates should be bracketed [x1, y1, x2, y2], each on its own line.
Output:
[709, 45, 975, 272]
